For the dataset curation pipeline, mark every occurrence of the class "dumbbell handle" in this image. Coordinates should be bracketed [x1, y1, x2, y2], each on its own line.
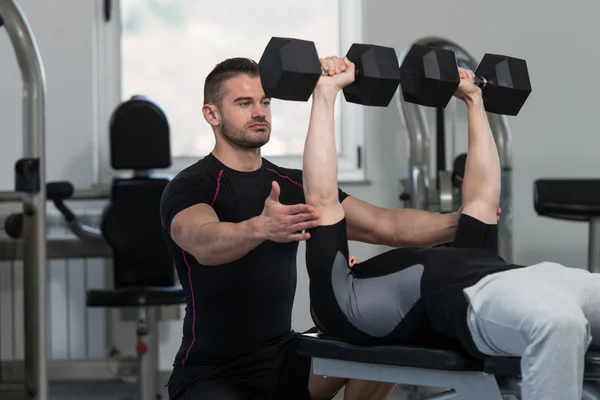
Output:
[319, 67, 363, 78]
[474, 76, 488, 90]
[323, 66, 485, 87]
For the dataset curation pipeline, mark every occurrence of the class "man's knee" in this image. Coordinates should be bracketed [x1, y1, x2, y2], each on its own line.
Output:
[308, 375, 346, 400]
[529, 307, 590, 347]
[308, 359, 347, 400]
[343, 380, 396, 400]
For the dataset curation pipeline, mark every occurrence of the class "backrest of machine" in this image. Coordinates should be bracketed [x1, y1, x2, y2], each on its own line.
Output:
[102, 95, 174, 288]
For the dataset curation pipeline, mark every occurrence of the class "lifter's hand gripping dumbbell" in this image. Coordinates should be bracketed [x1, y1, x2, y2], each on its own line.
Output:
[315, 56, 357, 94]
[453, 67, 481, 103]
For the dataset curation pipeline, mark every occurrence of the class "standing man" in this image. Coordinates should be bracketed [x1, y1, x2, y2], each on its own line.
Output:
[160, 57, 463, 400]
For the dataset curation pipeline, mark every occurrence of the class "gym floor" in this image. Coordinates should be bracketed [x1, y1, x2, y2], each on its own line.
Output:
[7, 378, 517, 399]
[50, 379, 146, 400]
[46, 374, 417, 400]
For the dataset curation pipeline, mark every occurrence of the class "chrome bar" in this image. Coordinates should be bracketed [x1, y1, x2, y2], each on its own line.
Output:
[0, 187, 110, 203]
[0, 2, 48, 398]
[395, 91, 431, 210]
[0, 238, 112, 261]
[0, 360, 138, 381]
[397, 37, 514, 262]
[138, 308, 160, 400]
[65, 220, 103, 241]
[589, 218, 600, 273]
[423, 390, 459, 399]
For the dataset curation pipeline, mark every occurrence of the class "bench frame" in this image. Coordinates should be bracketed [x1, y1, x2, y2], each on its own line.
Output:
[304, 334, 600, 400]
[312, 357, 503, 399]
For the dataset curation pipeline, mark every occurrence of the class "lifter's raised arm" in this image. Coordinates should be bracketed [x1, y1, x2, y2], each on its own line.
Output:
[454, 67, 501, 225]
[302, 57, 355, 226]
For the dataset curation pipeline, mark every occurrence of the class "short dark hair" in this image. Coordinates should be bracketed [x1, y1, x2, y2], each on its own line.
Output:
[203, 58, 259, 107]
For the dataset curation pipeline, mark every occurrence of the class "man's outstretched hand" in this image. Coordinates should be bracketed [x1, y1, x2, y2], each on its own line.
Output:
[257, 181, 321, 242]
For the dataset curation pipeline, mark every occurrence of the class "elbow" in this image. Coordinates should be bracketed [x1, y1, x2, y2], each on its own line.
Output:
[172, 222, 214, 265]
[305, 191, 339, 209]
[197, 256, 220, 266]
[191, 250, 209, 265]
[188, 246, 218, 266]
[172, 228, 212, 265]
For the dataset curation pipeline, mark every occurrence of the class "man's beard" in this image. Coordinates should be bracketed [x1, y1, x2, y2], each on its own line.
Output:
[221, 118, 270, 149]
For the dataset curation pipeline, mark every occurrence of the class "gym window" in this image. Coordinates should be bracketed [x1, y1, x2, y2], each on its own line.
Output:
[96, 0, 367, 184]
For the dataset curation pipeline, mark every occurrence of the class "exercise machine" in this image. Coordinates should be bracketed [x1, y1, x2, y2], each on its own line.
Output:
[1, 95, 184, 400]
[396, 37, 516, 263]
[84, 95, 185, 400]
[534, 179, 600, 274]
[0, 5, 182, 393]
[0, 1, 48, 399]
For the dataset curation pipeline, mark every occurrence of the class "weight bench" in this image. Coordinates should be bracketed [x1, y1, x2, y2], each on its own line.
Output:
[298, 333, 600, 399]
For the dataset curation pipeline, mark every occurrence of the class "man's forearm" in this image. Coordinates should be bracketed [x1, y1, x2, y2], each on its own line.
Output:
[189, 218, 264, 266]
[303, 89, 338, 208]
[386, 209, 458, 247]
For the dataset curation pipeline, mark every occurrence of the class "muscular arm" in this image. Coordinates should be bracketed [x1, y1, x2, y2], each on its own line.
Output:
[170, 204, 264, 266]
[343, 197, 458, 247]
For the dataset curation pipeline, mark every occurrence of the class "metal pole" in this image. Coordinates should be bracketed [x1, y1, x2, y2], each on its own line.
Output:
[394, 71, 431, 210]
[138, 308, 160, 400]
[0, 186, 110, 202]
[588, 218, 600, 273]
[397, 37, 514, 263]
[0, 1, 48, 399]
[488, 113, 513, 263]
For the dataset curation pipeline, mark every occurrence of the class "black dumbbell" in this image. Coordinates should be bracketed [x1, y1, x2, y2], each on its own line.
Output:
[399, 44, 532, 116]
[258, 37, 402, 107]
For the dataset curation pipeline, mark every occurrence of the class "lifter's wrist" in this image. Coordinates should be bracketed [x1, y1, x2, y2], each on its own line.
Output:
[312, 87, 339, 104]
[464, 93, 484, 109]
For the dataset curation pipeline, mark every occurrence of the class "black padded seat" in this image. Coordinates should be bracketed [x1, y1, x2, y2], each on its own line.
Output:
[534, 179, 600, 221]
[299, 334, 600, 380]
[84, 95, 182, 400]
[297, 333, 483, 371]
[87, 286, 185, 308]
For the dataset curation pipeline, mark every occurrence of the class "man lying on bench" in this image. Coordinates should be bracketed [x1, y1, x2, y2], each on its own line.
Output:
[302, 56, 598, 400]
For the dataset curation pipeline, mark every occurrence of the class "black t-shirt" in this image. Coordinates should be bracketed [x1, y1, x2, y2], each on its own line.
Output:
[160, 153, 350, 366]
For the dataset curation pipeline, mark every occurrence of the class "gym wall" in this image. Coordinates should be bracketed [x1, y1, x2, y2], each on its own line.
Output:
[0, 0, 598, 372]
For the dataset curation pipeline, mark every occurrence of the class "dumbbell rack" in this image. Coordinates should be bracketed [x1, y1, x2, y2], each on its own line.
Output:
[397, 37, 514, 263]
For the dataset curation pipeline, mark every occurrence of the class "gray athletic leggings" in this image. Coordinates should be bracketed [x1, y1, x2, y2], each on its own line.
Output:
[464, 262, 600, 400]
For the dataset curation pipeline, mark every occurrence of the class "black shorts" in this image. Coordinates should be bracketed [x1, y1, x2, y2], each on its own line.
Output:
[166, 330, 314, 400]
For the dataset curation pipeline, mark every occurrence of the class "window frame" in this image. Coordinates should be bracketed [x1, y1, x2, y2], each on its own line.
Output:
[93, 0, 367, 185]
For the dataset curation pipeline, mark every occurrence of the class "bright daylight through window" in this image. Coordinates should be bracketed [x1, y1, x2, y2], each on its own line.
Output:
[120, 0, 344, 160]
